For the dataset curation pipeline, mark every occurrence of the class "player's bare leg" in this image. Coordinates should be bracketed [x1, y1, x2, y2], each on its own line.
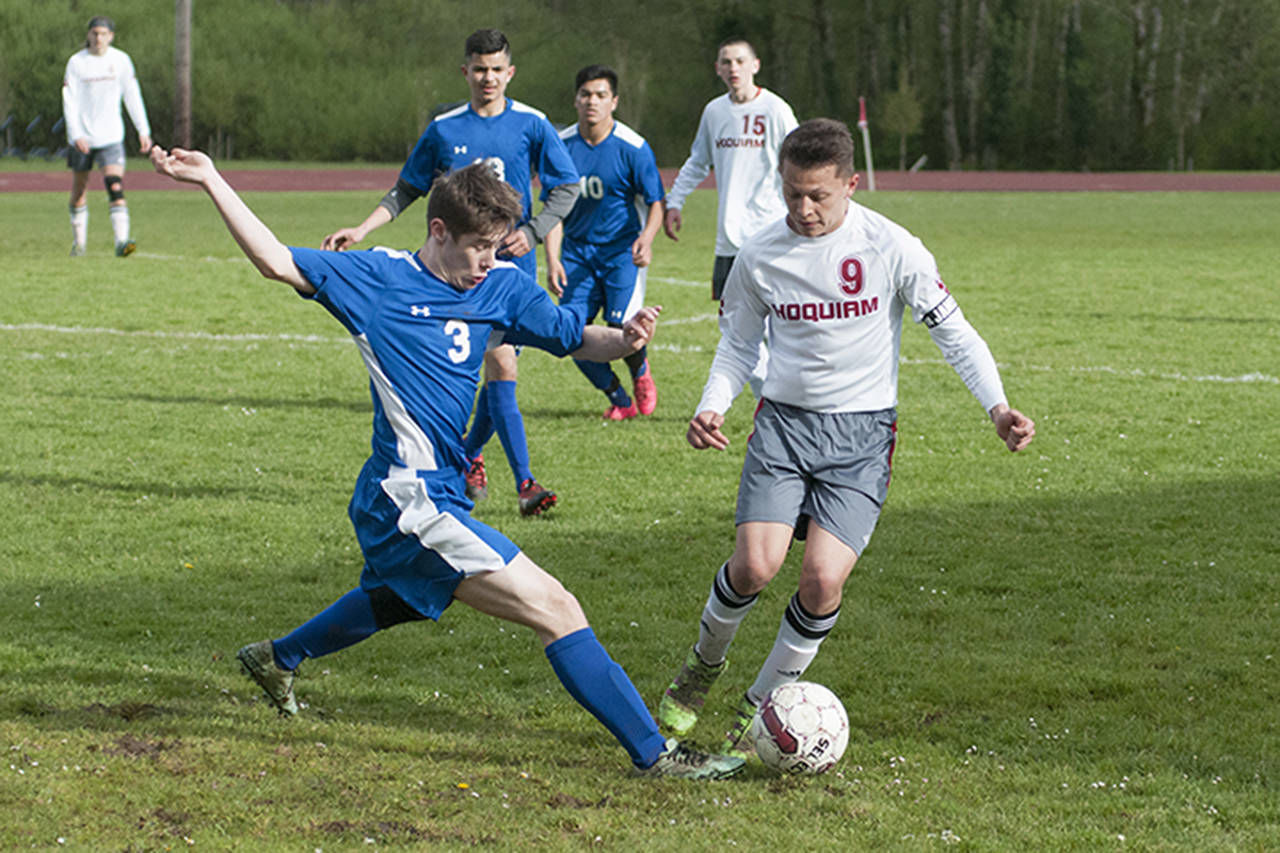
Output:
[724, 522, 857, 754]
[68, 170, 92, 255]
[458, 555, 742, 778]
[658, 521, 791, 734]
[102, 163, 135, 256]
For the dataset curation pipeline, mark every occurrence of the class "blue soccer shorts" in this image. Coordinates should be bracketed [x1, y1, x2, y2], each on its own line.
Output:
[349, 460, 519, 620]
[558, 240, 646, 326]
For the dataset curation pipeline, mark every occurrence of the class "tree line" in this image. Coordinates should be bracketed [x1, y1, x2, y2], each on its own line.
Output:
[3, 0, 1277, 170]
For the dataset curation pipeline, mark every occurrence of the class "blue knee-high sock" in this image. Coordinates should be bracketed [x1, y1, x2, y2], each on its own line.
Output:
[545, 627, 667, 768]
[623, 348, 648, 379]
[272, 587, 380, 671]
[464, 384, 495, 461]
[574, 359, 630, 407]
[487, 379, 533, 488]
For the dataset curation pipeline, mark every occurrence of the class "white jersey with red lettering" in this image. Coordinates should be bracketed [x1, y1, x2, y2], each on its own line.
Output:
[666, 87, 798, 256]
[62, 46, 150, 148]
[696, 201, 1008, 415]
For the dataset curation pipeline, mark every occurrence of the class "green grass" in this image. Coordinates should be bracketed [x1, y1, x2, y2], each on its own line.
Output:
[2, 186, 1278, 850]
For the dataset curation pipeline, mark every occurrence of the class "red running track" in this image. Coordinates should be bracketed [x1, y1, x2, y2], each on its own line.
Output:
[3, 167, 1279, 193]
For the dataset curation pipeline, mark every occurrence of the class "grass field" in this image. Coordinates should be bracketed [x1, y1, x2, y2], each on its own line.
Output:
[2, 181, 1278, 850]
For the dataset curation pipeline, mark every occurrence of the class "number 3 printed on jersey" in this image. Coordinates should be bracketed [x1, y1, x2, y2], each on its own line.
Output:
[443, 320, 471, 364]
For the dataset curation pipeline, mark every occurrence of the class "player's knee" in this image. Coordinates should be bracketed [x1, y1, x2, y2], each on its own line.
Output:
[544, 584, 586, 634]
[796, 573, 844, 615]
[104, 174, 125, 203]
[484, 347, 519, 381]
[728, 552, 781, 595]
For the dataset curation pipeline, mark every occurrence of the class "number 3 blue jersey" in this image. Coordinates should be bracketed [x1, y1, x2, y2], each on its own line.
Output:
[398, 99, 579, 274]
[290, 245, 586, 475]
[555, 121, 665, 250]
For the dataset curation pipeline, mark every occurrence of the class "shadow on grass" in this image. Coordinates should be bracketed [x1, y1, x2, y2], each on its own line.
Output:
[3, 474, 1276, 781]
[0, 469, 297, 502]
[52, 387, 370, 414]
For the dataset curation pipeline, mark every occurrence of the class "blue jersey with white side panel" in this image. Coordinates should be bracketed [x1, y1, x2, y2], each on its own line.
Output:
[555, 120, 665, 249]
[291, 245, 585, 476]
[398, 99, 579, 275]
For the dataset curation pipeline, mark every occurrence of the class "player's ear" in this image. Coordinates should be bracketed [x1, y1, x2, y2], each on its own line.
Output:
[848, 173, 860, 196]
[507, 63, 516, 81]
[428, 217, 449, 242]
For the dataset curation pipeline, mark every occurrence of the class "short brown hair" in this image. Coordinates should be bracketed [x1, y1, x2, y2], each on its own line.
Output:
[717, 37, 756, 58]
[779, 118, 856, 178]
[426, 163, 522, 239]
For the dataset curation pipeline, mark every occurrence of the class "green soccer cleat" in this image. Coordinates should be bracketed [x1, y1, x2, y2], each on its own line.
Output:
[115, 240, 137, 257]
[236, 640, 298, 716]
[635, 738, 745, 780]
[69, 243, 86, 257]
[720, 693, 759, 758]
[657, 647, 726, 735]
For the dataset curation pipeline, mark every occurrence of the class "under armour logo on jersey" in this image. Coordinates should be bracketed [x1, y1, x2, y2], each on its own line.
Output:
[453, 145, 467, 155]
[410, 305, 431, 317]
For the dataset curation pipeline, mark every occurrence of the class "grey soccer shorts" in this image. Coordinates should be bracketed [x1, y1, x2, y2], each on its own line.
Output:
[66, 141, 126, 172]
[735, 399, 897, 554]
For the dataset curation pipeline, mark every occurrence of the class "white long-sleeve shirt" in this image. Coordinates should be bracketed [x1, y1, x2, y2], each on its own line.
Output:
[697, 201, 1007, 416]
[62, 46, 150, 149]
[666, 88, 798, 256]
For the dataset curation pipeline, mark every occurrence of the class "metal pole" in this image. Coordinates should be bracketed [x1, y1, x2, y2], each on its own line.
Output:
[857, 96, 875, 192]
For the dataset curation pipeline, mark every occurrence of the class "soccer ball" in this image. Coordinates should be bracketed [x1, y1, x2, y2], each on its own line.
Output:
[751, 681, 849, 775]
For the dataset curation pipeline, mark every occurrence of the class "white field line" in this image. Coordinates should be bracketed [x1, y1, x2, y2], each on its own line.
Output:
[899, 356, 1278, 385]
[4, 323, 1273, 385]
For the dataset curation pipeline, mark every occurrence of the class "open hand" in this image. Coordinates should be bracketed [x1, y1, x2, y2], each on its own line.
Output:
[150, 145, 214, 184]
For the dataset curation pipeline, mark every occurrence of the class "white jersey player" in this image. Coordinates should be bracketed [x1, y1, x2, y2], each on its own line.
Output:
[663, 38, 798, 301]
[62, 16, 152, 257]
[657, 119, 1036, 756]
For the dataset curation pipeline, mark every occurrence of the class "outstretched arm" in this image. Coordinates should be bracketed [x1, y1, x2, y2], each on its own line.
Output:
[570, 305, 662, 362]
[150, 146, 312, 294]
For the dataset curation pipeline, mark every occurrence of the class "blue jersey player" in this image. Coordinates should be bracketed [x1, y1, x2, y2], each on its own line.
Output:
[323, 29, 580, 517]
[148, 144, 744, 781]
[544, 65, 666, 420]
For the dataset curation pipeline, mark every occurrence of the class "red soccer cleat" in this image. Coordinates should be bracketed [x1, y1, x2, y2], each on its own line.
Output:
[633, 364, 657, 415]
[465, 454, 488, 502]
[603, 402, 639, 421]
[518, 478, 557, 516]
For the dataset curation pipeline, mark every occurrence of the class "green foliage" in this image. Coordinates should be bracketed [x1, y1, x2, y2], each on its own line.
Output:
[1, 182, 1279, 848]
[4, 0, 1280, 168]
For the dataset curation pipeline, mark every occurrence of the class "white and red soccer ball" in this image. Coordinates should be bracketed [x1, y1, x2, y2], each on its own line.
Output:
[751, 681, 849, 775]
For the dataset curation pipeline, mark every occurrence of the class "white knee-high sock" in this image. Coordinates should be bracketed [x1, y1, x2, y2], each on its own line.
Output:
[746, 593, 840, 705]
[109, 204, 130, 244]
[70, 204, 88, 248]
[694, 562, 758, 666]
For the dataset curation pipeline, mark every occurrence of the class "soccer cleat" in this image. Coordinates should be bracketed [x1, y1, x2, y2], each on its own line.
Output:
[236, 640, 298, 716]
[465, 454, 488, 502]
[657, 647, 726, 735]
[720, 693, 759, 758]
[633, 363, 657, 415]
[518, 478, 557, 516]
[603, 402, 638, 421]
[115, 240, 137, 257]
[69, 243, 86, 257]
[635, 737, 745, 780]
